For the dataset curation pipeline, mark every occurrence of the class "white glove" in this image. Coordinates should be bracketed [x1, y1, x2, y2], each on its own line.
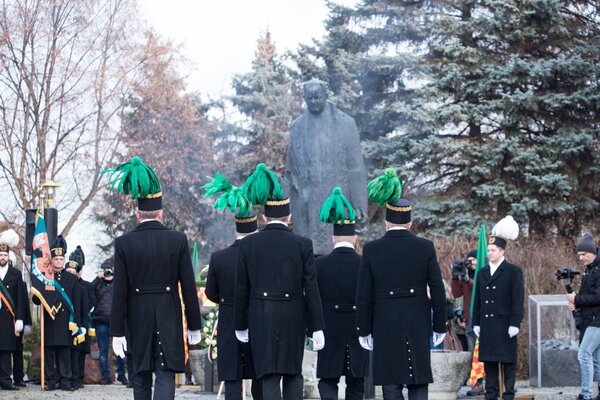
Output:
[433, 331, 446, 346]
[112, 336, 128, 359]
[188, 329, 202, 345]
[473, 325, 480, 338]
[23, 325, 32, 336]
[14, 319, 23, 334]
[508, 326, 519, 338]
[312, 330, 325, 351]
[359, 334, 373, 351]
[235, 329, 249, 343]
[80, 327, 87, 336]
[71, 326, 79, 336]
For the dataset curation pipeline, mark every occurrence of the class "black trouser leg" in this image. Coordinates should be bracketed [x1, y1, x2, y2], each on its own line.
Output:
[151, 332, 175, 400]
[133, 370, 152, 400]
[44, 346, 58, 388]
[282, 374, 303, 400]
[484, 362, 500, 400]
[502, 363, 516, 400]
[0, 351, 13, 388]
[407, 384, 428, 400]
[382, 384, 404, 400]
[225, 380, 243, 400]
[261, 374, 282, 400]
[79, 351, 86, 382]
[345, 376, 365, 400]
[56, 346, 72, 389]
[251, 378, 262, 400]
[318, 376, 340, 400]
[12, 350, 24, 384]
[71, 349, 79, 387]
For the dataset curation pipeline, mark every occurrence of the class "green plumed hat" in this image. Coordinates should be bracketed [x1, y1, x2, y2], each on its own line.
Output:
[202, 173, 251, 217]
[367, 168, 402, 206]
[242, 163, 284, 205]
[319, 187, 356, 236]
[102, 156, 162, 211]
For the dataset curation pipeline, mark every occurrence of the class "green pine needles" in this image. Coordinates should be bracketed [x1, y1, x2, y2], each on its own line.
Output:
[319, 187, 356, 224]
[202, 173, 251, 216]
[242, 163, 283, 205]
[367, 168, 402, 206]
[102, 156, 161, 199]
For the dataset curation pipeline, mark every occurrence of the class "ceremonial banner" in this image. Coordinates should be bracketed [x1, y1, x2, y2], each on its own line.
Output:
[30, 208, 57, 318]
[468, 224, 487, 386]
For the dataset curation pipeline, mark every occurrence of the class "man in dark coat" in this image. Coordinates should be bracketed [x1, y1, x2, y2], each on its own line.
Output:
[0, 232, 26, 391]
[356, 196, 446, 400]
[234, 170, 325, 400]
[315, 187, 368, 400]
[205, 212, 261, 400]
[9, 250, 31, 388]
[472, 216, 524, 400]
[32, 235, 82, 391]
[106, 156, 202, 400]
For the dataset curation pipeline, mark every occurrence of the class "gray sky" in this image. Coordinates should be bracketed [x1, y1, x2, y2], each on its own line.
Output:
[138, 0, 357, 98]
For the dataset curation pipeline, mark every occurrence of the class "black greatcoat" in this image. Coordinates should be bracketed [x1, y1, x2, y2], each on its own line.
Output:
[472, 260, 524, 363]
[78, 279, 94, 353]
[33, 269, 81, 347]
[0, 267, 26, 351]
[356, 229, 446, 385]
[205, 240, 256, 381]
[315, 247, 368, 379]
[234, 223, 325, 379]
[111, 220, 202, 374]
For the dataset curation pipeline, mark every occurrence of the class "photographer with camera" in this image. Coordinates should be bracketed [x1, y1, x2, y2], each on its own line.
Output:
[93, 259, 128, 386]
[451, 250, 477, 343]
[567, 233, 600, 400]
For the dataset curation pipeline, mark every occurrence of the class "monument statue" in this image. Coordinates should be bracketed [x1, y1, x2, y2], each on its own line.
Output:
[284, 80, 368, 255]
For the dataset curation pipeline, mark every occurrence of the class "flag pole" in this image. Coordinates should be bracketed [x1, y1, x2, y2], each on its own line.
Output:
[40, 307, 45, 391]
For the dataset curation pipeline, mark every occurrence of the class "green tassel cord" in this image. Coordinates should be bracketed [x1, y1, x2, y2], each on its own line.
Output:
[102, 156, 161, 199]
[367, 168, 403, 206]
[242, 163, 283, 205]
[202, 173, 251, 216]
[319, 187, 356, 224]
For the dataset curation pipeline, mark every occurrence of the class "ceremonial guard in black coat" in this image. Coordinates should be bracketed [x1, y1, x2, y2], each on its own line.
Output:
[105, 157, 202, 400]
[12, 250, 31, 388]
[32, 235, 82, 391]
[234, 163, 325, 400]
[315, 188, 368, 400]
[356, 170, 446, 400]
[0, 230, 26, 391]
[472, 216, 524, 400]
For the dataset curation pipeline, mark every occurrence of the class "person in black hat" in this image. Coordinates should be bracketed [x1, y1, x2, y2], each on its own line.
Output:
[103, 156, 202, 400]
[203, 174, 262, 399]
[567, 233, 600, 400]
[314, 187, 369, 400]
[234, 163, 325, 400]
[472, 216, 523, 400]
[65, 247, 94, 390]
[10, 249, 31, 389]
[32, 234, 82, 391]
[0, 229, 26, 391]
[355, 169, 446, 400]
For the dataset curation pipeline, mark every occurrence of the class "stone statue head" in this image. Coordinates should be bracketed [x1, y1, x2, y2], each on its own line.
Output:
[302, 79, 328, 114]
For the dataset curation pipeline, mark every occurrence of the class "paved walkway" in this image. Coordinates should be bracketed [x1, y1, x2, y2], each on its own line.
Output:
[7, 381, 582, 399]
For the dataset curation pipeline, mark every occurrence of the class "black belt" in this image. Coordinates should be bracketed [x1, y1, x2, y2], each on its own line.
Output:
[375, 286, 426, 299]
[219, 296, 234, 306]
[132, 284, 175, 295]
[252, 288, 302, 301]
[324, 303, 356, 312]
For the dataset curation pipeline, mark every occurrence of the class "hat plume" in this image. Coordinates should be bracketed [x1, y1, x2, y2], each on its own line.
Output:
[319, 187, 356, 224]
[242, 163, 283, 205]
[102, 156, 161, 199]
[492, 215, 519, 241]
[0, 229, 19, 247]
[367, 168, 402, 206]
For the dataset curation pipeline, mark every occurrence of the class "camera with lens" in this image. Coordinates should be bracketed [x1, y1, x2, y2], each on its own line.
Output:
[555, 267, 580, 281]
[451, 259, 471, 279]
[103, 269, 113, 278]
[454, 307, 465, 323]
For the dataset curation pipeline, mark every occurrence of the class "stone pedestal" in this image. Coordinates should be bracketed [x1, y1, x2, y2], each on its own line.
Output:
[430, 350, 472, 400]
[188, 349, 218, 391]
[302, 349, 319, 398]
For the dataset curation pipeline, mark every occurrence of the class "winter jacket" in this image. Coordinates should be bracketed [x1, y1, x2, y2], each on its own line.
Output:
[575, 251, 600, 329]
[93, 278, 113, 325]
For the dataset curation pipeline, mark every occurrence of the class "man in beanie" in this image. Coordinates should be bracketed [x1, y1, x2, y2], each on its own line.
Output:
[32, 235, 82, 391]
[0, 229, 26, 391]
[568, 233, 600, 400]
[356, 169, 446, 400]
[103, 157, 202, 400]
[203, 174, 261, 399]
[234, 163, 325, 400]
[472, 216, 524, 400]
[315, 187, 368, 400]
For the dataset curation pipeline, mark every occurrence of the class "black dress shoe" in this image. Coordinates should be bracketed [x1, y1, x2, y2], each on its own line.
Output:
[44, 385, 57, 391]
[1, 384, 19, 390]
[14, 381, 26, 387]
[60, 385, 75, 391]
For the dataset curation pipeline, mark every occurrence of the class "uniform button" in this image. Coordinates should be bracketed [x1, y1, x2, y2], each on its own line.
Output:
[408, 349, 411, 352]
[486, 286, 489, 290]
[157, 331, 160, 334]
[406, 341, 409, 344]
[160, 352, 163, 356]
[390, 291, 394, 295]
[161, 363, 164, 366]
[335, 305, 339, 309]
[409, 366, 412, 369]
[485, 301, 489, 304]
[491, 300, 494, 303]
[485, 314, 489, 318]
[490, 314, 494, 317]
[493, 286, 496, 289]
[263, 292, 268, 297]
[285, 293, 289, 298]
[356, 327, 360, 331]
[221, 299, 225, 303]
[166, 287, 171, 291]
[352, 306, 356, 310]
[136, 288, 140, 292]
[410, 288, 414, 293]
